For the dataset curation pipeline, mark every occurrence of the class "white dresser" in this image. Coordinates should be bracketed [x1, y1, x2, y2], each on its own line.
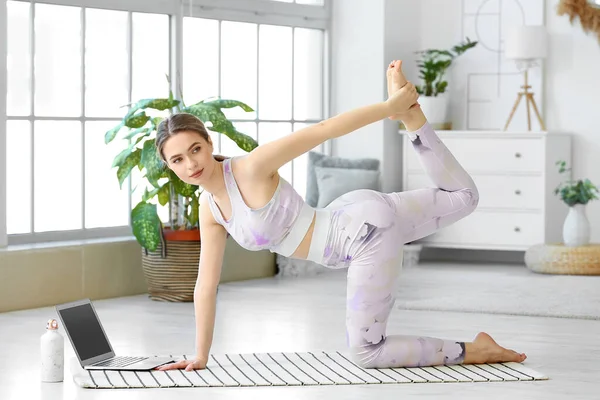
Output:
[402, 130, 572, 251]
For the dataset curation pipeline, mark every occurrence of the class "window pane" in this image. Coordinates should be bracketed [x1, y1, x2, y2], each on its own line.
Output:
[220, 122, 257, 157]
[296, 0, 324, 5]
[183, 18, 219, 103]
[132, 13, 170, 101]
[85, 9, 128, 117]
[294, 28, 323, 120]
[221, 21, 257, 120]
[34, 4, 81, 117]
[85, 122, 129, 228]
[6, 121, 32, 234]
[259, 25, 292, 120]
[258, 122, 292, 182]
[7, 1, 31, 116]
[292, 123, 315, 198]
[34, 121, 82, 232]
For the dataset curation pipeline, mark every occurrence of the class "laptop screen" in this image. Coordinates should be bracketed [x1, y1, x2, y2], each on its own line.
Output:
[57, 303, 112, 361]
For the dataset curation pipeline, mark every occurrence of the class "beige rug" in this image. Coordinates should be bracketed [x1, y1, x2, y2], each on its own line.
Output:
[395, 263, 600, 320]
[71, 352, 548, 388]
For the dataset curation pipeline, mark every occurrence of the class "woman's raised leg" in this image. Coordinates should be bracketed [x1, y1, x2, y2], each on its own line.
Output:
[385, 60, 479, 243]
[339, 60, 526, 369]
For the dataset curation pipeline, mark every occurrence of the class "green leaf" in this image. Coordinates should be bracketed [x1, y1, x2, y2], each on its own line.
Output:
[112, 145, 134, 168]
[183, 102, 225, 124]
[134, 133, 151, 146]
[151, 117, 164, 129]
[123, 127, 152, 140]
[142, 187, 160, 202]
[105, 122, 124, 144]
[183, 103, 258, 152]
[451, 38, 478, 56]
[117, 148, 142, 188]
[187, 194, 200, 227]
[125, 111, 151, 129]
[158, 183, 170, 206]
[216, 127, 258, 153]
[205, 99, 254, 112]
[169, 170, 198, 197]
[124, 98, 181, 121]
[141, 139, 165, 188]
[131, 202, 162, 251]
[435, 81, 448, 94]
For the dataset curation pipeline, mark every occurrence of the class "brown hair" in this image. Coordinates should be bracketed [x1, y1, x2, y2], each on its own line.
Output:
[156, 113, 228, 163]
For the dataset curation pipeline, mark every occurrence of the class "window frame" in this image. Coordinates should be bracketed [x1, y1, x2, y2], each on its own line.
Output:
[1, 0, 8, 247]
[1, 0, 331, 247]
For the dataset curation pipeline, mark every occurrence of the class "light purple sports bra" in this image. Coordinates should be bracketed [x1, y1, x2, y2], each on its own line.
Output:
[206, 157, 316, 257]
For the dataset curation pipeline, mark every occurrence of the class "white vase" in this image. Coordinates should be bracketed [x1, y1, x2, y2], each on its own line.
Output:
[418, 94, 449, 127]
[562, 204, 591, 247]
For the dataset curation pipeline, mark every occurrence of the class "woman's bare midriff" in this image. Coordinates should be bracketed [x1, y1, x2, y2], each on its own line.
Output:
[290, 213, 317, 260]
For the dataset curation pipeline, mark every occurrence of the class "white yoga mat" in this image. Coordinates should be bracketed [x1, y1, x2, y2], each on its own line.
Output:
[71, 352, 548, 388]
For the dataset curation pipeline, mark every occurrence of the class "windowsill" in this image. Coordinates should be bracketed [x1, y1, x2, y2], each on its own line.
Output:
[0, 235, 138, 253]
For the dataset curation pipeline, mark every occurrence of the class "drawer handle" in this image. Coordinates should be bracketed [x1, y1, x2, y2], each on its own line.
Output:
[514, 227, 521, 232]
[515, 152, 522, 158]
[515, 189, 521, 195]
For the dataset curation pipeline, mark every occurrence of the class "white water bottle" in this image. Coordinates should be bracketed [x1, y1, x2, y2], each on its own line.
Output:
[40, 319, 64, 382]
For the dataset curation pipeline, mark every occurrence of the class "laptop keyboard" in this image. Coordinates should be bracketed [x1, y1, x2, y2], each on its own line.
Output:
[92, 356, 149, 368]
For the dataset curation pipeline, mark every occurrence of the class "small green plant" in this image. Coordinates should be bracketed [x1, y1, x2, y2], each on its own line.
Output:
[554, 160, 599, 206]
[415, 37, 478, 96]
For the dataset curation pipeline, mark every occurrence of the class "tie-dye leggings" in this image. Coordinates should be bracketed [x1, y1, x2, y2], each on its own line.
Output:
[306, 121, 479, 369]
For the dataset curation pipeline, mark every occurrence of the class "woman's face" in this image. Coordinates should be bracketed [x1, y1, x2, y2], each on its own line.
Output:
[162, 130, 216, 185]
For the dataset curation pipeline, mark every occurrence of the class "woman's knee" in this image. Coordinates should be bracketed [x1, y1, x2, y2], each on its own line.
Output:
[463, 187, 479, 214]
[348, 343, 380, 369]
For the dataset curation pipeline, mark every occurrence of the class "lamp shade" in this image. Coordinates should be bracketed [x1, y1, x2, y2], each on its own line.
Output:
[504, 25, 547, 60]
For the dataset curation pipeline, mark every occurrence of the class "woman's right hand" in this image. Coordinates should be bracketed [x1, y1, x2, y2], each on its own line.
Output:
[386, 81, 419, 118]
[155, 358, 207, 372]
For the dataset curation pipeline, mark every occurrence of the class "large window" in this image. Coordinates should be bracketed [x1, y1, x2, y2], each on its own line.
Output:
[3, 0, 330, 245]
[6, 1, 170, 242]
[183, 18, 325, 199]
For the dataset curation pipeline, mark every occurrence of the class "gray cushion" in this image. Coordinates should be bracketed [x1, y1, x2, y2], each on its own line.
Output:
[306, 151, 380, 207]
[314, 166, 380, 208]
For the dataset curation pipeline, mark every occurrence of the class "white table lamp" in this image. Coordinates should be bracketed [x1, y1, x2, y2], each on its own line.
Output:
[503, 25, 548, 131]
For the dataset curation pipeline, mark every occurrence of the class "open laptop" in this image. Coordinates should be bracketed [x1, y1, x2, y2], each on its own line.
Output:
[55, 298, 175, 370]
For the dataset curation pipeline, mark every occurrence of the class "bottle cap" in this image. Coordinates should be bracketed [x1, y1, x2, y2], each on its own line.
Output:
[47, 319, 58, 330]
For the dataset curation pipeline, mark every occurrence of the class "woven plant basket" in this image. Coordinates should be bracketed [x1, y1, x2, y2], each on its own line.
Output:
[141, 228, 200, 302]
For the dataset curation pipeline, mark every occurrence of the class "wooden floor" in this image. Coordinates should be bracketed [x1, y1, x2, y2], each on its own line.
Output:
[1, 262, 599, 399]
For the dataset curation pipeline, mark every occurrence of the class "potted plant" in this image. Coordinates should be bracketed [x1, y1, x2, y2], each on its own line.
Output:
[554, 160, 599, 247]
[106, 87, 258, 301]
[412, 37, 478, 129]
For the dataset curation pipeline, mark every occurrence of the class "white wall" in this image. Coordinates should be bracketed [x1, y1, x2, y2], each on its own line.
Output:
[382, 0, 421, 192]
[332, 0, 600, 243]
[330, 0, 420, 193]
[545, 0, 600, 242]
[330, 0, 385, 161]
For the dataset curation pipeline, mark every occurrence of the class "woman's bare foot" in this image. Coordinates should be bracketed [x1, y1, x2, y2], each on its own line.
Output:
[387, 60, 408, 96]
[463, 332, 527, 364]
[386, 60, 420, 121]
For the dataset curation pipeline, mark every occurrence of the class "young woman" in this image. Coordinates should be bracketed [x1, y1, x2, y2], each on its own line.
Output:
[156, 61, 526, 372]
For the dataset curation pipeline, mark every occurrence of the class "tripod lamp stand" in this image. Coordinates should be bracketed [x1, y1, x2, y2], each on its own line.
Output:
[503, 25, 548, 131]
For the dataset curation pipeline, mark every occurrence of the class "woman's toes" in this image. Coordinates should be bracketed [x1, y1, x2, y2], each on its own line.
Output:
[393, 61, 408, 88]
[506, 349, 524, 362]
